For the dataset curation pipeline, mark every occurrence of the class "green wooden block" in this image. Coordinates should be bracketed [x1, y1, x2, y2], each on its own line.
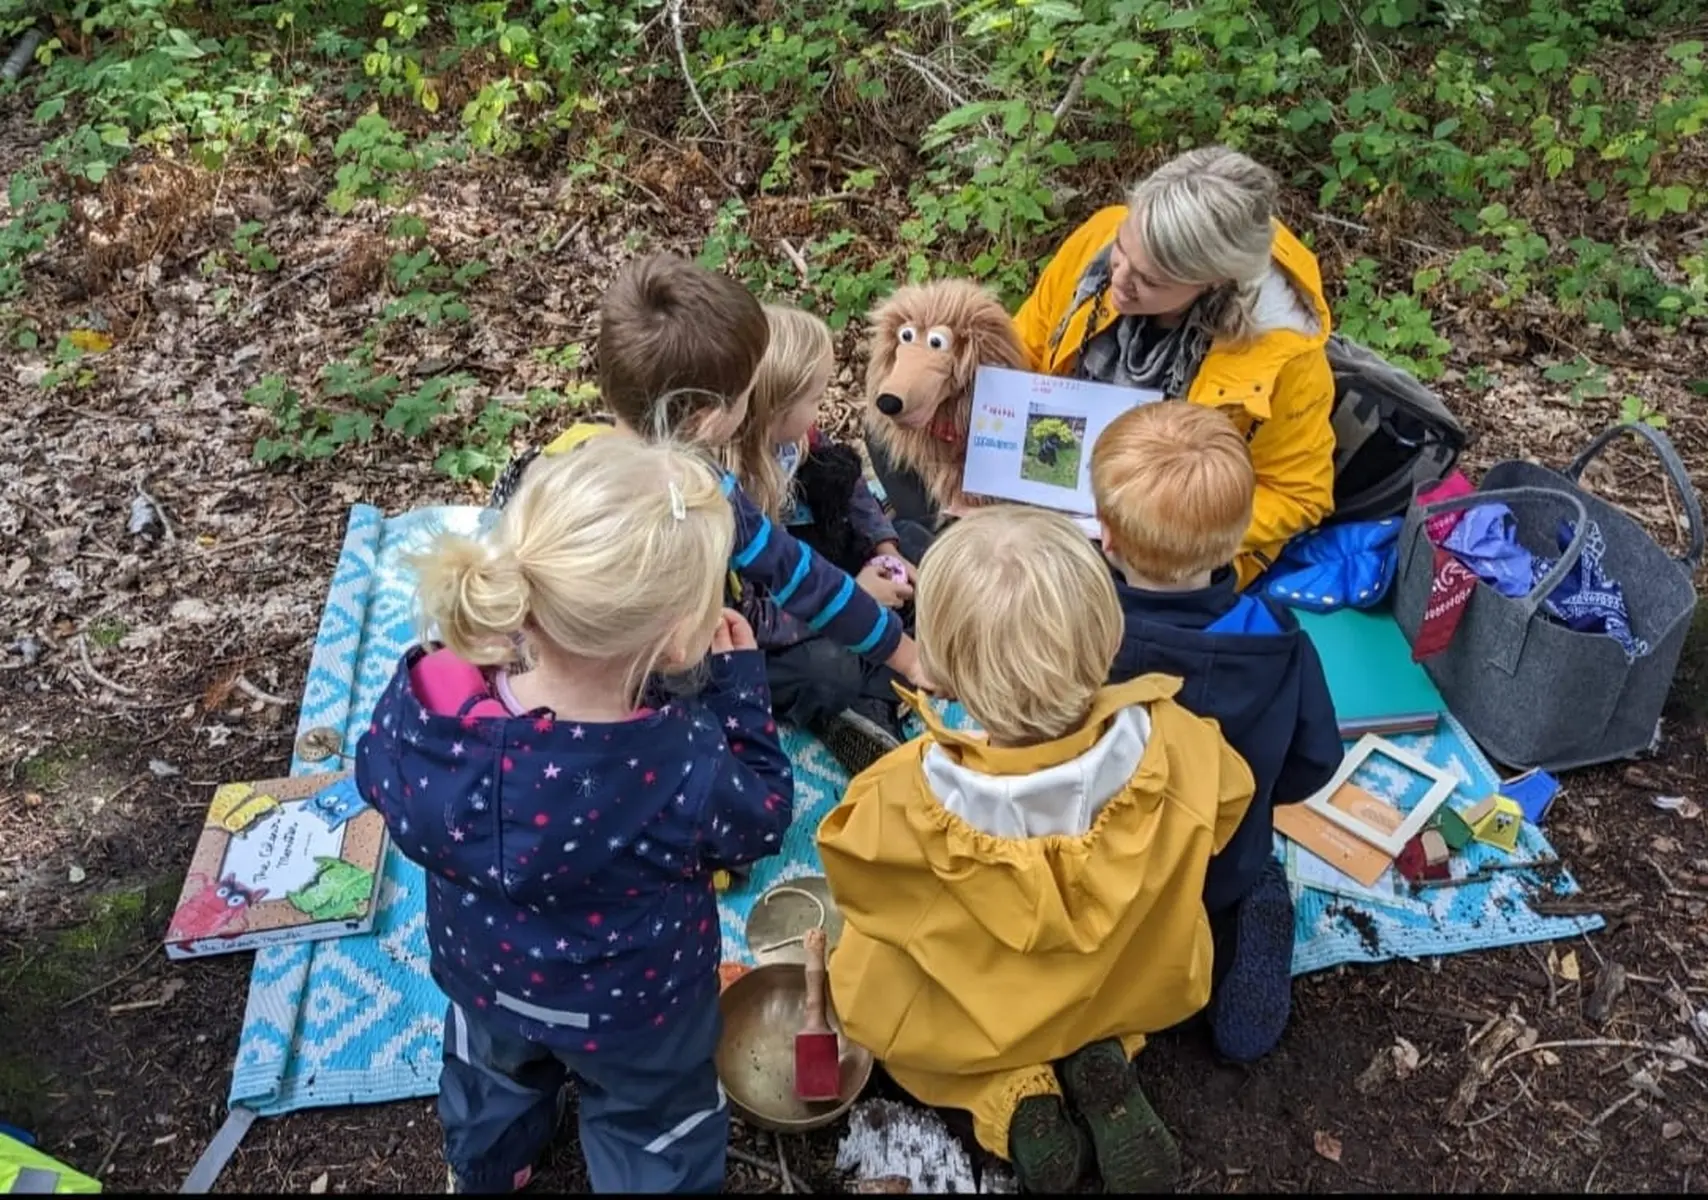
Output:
[1432, 804, 1474, 852]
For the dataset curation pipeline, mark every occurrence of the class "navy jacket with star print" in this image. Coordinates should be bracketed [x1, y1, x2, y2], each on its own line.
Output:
[354, 645, 794, 1049]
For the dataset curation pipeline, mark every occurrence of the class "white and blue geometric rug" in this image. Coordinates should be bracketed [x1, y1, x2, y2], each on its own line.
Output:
[229, 505, 1603, 1118]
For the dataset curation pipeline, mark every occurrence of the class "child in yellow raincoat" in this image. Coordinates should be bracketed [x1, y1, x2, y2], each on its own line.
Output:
[817, 507, 1256, 1193]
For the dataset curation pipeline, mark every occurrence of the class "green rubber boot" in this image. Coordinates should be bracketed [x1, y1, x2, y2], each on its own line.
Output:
[1058, 1040, 1180, 1193]
[1007, 1093, 1089, 1193]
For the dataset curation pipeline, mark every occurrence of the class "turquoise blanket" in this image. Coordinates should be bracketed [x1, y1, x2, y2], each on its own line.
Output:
[229, 505, 1600, 1117]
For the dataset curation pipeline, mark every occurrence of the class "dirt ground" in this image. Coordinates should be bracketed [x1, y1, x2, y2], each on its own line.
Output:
[5, 81, 1708, 1196]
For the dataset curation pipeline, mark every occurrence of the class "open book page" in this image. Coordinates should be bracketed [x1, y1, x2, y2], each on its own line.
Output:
[961, 366, 1164, 517]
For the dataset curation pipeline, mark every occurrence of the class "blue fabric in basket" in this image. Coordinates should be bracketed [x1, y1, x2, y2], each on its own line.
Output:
[230, 505, 1602, 1118]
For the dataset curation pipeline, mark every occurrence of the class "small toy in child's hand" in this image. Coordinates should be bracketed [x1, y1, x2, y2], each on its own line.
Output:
[867, 554, 910, 585]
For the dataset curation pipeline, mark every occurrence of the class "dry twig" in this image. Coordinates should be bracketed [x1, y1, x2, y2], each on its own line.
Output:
[234, 675, 292, 708]
[77, 633, 138, 697]
[669, 0, 720, 133]
[1493, 1038, 1708, 1074]
[60, 945, 160, 1010]
[1051, 49, 1105, 123]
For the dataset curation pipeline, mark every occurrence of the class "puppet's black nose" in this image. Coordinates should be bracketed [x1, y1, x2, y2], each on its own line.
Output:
[876, 393, 904, 417]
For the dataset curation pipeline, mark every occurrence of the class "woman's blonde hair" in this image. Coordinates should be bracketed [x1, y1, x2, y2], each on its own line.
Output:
[915, 506, 1121, 746]
[720, 304, 834, 519]
[1090, 401, 1255, 583]
[414, 435, 734, 706]
[1128, 145, 1278, 344]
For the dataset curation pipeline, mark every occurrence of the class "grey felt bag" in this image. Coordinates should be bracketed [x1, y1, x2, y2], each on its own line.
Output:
[1392, 423, 1703, 772]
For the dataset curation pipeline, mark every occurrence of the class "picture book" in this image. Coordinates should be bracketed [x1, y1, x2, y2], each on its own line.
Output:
[1293, 607, 1447, 738]
[960, 366, 1163, 522]
[164, 771, 387, 961]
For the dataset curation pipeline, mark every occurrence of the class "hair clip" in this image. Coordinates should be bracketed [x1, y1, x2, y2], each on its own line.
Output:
[668, 480, 687, 521]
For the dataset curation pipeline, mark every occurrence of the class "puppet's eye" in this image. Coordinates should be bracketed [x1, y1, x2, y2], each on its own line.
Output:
[927, 329, 952, 351]
[226, 891, 246, 907]
[216, 885, 232, 899]
[898, 325, 917, 344]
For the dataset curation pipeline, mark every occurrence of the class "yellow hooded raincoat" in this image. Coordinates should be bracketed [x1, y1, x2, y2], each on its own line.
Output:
[817, 675, 1256, 1156]
[1013, 207, 1337, 588]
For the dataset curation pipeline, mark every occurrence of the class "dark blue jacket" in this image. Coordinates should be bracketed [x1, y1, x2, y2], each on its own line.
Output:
[354, 647, 793, 1048]
[1109, 569, 1343, 914]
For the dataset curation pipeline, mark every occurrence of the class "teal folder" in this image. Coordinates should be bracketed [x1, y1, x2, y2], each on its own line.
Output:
[1293, 607, 1447, 738]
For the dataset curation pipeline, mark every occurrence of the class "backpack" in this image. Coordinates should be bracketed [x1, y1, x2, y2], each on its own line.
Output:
[1324, 334, 1467, 524]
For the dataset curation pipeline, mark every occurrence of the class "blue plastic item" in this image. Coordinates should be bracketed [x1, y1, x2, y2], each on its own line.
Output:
[1262, 518, 1402, 613]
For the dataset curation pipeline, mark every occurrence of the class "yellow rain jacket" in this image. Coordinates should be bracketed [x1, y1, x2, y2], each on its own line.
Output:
[1013, 207, 1337, 588]
[817, 675, 1255, 1156]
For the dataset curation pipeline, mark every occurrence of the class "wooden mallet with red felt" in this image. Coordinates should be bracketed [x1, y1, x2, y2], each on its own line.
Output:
[793, 926, 841, 1102]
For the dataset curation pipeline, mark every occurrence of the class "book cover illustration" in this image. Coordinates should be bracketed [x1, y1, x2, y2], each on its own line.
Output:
[164, 771, 387, 961]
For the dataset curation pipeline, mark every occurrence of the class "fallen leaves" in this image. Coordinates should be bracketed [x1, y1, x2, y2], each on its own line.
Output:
[1313, 1130, 1343, 1163]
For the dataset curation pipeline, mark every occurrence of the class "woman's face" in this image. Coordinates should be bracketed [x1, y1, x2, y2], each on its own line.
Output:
[770, 354, 832, 446]
[1110, 215, 1211, 320]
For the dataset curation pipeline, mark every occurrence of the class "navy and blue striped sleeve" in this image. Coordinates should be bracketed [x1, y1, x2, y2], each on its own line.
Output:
[721, 473, 904, 662]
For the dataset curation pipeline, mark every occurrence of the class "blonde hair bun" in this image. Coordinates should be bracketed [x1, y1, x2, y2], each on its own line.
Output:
[413, 435, 737, 699]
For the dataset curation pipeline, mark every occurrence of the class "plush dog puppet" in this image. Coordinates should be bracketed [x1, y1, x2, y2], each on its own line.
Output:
[862, 279, 1028, 517]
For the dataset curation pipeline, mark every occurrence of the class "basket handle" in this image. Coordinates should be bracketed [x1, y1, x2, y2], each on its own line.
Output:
[1563, 421, 1704, 572]
[1410, 486, 1592, 675]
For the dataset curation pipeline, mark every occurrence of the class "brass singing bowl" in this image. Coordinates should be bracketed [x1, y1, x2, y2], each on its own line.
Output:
[715, 961, 874, 1133]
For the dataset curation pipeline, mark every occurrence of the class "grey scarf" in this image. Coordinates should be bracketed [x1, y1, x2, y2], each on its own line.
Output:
[1061, 246, 1214, 398]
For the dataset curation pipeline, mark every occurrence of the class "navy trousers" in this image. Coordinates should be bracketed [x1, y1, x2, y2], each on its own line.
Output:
[438, 999, 728, 1193]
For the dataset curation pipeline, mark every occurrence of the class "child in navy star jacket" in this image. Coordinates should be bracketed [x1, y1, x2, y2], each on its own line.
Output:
[356, 437, 794, 1194]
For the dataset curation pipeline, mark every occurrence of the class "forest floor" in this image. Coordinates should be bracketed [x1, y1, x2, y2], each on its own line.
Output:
[5, 44, 1708, 1194]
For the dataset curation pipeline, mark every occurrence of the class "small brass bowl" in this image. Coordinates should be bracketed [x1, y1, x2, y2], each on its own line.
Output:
[715, 961, 874, 1133]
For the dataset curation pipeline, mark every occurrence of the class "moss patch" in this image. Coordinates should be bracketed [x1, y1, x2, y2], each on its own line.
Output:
[0, 879, 180, 1128]
[17, 737, 102, 793]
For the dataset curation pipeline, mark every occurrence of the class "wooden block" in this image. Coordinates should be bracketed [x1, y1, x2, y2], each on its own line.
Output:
[1420, 828, 1450, 867]
[1395, 835, 1429, 882]
[1461, 795, 1499, 827]
[1469, 794, 1524, 853]
[1432, 805, 1474, 852]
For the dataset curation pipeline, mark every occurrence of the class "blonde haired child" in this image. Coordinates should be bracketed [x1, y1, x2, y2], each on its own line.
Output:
[724, 304, 929, 774]
[487, 255, 933, 694]
[1093, 401, 1341, 1065]
[818, 505, 1255, 1194]
[356, 435, 795, 1194]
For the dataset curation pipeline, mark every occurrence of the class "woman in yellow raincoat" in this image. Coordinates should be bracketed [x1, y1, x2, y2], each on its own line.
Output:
[818, 507, 1255, 1194]
[1012, 146, 1337, 588]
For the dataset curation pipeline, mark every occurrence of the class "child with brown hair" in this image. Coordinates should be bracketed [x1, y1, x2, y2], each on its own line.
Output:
[818, 505, 1255, 1194]
[488, 254, 932, 702]
[722, 304, 933, 774]
[1091, 400, 1342, 1064]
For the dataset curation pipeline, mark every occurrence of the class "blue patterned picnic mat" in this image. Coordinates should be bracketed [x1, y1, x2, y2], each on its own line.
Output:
[229, 505, 1601, 1117]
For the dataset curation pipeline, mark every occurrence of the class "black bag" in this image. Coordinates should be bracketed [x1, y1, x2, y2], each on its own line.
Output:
[1326, 334, 1467, 524]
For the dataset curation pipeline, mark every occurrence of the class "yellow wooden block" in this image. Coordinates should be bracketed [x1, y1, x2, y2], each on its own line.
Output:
[1466, 794, 1524, 853]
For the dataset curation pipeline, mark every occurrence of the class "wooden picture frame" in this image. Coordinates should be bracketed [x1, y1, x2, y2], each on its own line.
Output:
[1303, 734, 1458, 857]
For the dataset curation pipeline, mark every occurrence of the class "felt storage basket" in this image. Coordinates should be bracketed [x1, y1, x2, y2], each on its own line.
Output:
[1391, 423, 1703, 772]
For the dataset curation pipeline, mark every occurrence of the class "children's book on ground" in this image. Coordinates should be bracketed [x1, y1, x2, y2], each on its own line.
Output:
[164, 771, 387, 961]
[1292, 607, 1447, 738]
[960, 366, 1163, 524]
